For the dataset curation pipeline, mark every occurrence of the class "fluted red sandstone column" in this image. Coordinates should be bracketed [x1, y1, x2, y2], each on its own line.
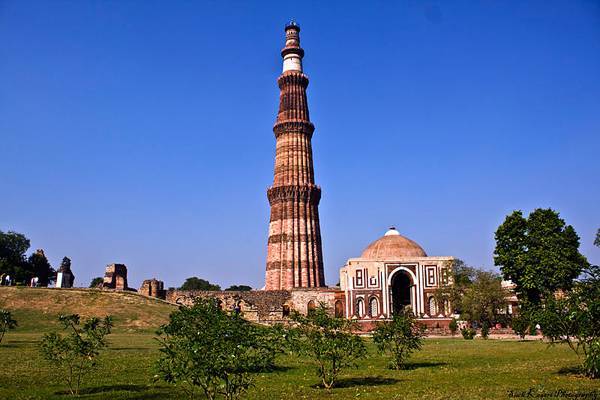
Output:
[265, 22, 325, 290]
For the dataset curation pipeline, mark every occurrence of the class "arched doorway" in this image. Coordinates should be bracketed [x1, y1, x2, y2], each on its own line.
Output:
[391, 271, 412, 315]
[334, 300, 344, 318]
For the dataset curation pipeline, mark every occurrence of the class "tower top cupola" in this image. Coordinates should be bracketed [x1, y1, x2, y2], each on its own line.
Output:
[282, 20, 304, 72]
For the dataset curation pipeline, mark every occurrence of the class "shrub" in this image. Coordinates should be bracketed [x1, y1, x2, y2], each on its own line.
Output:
[448, 318, 458, 336]
[0, 309, 17, 345]
[291, 303, 366, 389]
[155, 298, 277, 399]
[537, 265, 600, 378]
[461, 327, 476, 340]
[40, 314, 113, 396]
[373, 310, 426, 369]
[481, 322, 490, 339]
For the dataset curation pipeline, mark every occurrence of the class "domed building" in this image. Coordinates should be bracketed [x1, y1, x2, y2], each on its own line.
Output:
[339, 227, 454, 329]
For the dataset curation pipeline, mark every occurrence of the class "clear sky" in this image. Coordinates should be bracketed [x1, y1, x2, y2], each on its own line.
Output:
[1, 1, 599, 290]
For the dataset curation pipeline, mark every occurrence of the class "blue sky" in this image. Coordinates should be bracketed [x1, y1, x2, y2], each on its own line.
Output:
[1, 1, 599, 289]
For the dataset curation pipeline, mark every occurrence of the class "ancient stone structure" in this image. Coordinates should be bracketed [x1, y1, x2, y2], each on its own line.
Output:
[265, 21, 325, 290]
[166, 287, 342, 325]
[55, 254, 75, 288]
[102, 263, 129, 290]
[340, 227, 454, 329]
[139, 278, 166, 299]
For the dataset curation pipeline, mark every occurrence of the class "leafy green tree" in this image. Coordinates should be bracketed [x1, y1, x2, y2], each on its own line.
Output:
[494, 209, 588, 309]
[224, 285, 252, 291]
[155, 298, 275, 399]
[536, 265, 600, 378]
[0, 309, 17, 345]
[40, 314, 113, 395]
[27, 249, 55, 286]
[436, 262, 507, 327]
[0, 230, 31, 283]
[372, 310, 426, 369]
[459, 270, 508, 327]
[291, 303, 366, 389]
[594, 228, 600, 248]
[179, 277, 221, 291]
[89, 277, 103, 288]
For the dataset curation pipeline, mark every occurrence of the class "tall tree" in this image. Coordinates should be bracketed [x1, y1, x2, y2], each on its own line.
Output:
[494, 208, 588, 309]
[27, 249, 55, 286]
[0, 230, 31, 282]
[595, 228, 600, 248]
[179, 277, 221, 291]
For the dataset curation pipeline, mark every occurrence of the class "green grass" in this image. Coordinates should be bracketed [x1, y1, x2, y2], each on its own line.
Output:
[0, 288, 598, 399]
[1, 332, 598, 399]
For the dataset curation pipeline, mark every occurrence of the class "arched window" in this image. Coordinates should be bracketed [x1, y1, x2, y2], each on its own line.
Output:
[307, 300, 316, 315]
[429, 296, 437, 316]
[282, 304, 290, 317]
[334, 300, 344, 318]
[369, 297, 379, 317]
[443, 300, 450, 316]
[356, 298, 365, 317]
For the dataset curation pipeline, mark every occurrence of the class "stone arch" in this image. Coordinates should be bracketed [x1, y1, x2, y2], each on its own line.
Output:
[428, 296, 437, 316]
[307, 300, 316, 315]
[389, 269, 414, 315]
[369, 296, 379, 317]
[334, 300, 344, 318]
[356, 297, 365, 317]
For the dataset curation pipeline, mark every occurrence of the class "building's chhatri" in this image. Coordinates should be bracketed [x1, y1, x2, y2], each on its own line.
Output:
[340, 228, 453, 328]
[265, 21, 325, 290]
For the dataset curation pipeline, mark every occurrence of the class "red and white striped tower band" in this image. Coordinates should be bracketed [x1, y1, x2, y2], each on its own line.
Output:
[265, 22, 326, 290]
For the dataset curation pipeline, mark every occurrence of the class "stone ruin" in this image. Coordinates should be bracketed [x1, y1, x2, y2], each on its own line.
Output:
[55, 255, 75, 288]
[139, 278, 165, 300]
[101, 263, 130, 290]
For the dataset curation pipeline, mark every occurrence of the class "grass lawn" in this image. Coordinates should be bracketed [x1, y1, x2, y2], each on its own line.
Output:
[1, 331, 598, 400]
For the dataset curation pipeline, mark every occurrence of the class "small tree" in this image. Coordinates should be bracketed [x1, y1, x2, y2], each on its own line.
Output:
[89, 277, 103, 288]
[511, 314, 529, 339]
[537, 265, 600, 378]
[40, 314, 112, 395]
[449, 318, 458, 336]
[291, 304, 366, 389]
[0, 309, 17, 344]
[372, 310, 426, 369]
[155, 298, 274, 399]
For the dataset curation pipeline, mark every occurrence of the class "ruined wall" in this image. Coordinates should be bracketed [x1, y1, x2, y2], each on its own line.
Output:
[139, 279, 166, 300]
[102, 264, 129, 290]
[165, 288, 343, 324]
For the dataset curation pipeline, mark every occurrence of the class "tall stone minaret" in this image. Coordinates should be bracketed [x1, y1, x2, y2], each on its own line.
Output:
[265, 22, 325, 290]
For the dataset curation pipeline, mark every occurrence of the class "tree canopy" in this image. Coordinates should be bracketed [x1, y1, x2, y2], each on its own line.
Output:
[224, 285, 252, 291]
[179, 277, 221, 291]
[494, 208, 588, 308]
[0, 230, 55, 285]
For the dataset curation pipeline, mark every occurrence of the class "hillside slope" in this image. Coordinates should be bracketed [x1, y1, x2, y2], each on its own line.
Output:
[0, 287, 176, 332]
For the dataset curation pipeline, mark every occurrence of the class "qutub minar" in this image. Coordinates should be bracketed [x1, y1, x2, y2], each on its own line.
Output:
[265, 21, 325, 290]
[139, 22, 463, 331]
